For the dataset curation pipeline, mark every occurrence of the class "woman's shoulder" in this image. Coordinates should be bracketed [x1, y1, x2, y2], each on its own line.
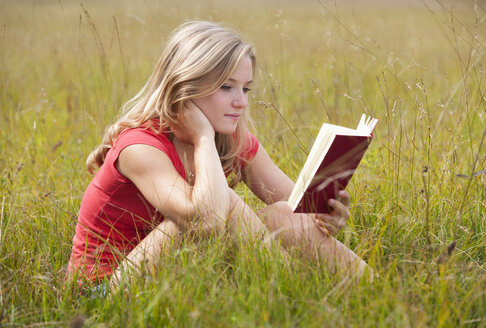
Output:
[98, 120, 185, 182]
[108, 121, 178, 163]
[116, 121, 172, 148]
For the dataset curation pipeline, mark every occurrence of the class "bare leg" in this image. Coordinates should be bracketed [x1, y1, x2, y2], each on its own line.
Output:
[110, 219, 181, 290]
[110, 191, 370, 290]
[225, 191, 371, 280]
[258, 201, 372, 280]
[110, 189, 271, 290]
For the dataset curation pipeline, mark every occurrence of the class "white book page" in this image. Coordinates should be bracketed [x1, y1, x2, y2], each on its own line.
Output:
[356, 114, 378, 134]
[288, 126, 334, 210]
[322, 123, 368, 137]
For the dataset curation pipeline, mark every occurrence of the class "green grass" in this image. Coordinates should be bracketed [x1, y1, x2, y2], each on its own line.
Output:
[1, 0, 485, 326]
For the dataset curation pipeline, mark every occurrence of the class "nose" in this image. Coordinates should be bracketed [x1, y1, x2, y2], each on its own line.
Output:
[232, 89, 248, 109]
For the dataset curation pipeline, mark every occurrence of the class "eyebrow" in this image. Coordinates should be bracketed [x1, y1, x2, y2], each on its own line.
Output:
[228, 78, 253, 84]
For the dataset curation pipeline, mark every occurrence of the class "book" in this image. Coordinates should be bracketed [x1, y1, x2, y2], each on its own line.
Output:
[287, 114, 378, 214]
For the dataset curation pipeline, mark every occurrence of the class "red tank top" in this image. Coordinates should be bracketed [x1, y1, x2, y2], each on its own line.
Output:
[68, 127, 259, 283]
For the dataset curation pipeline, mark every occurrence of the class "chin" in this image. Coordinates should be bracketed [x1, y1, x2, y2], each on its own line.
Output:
[215, 125, 238, 135]
[216, 129, 237, 135]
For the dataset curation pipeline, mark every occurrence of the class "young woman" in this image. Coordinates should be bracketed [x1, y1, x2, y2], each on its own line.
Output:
[67, 21, 371, 287]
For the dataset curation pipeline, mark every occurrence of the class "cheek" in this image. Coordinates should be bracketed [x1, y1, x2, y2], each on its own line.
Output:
[193, 98, 212, 116]
[193, 91, 227, 119]
[198, 102, 215, 120]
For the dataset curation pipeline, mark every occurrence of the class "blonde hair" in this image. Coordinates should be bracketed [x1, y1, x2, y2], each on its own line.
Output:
[86, 21, 256, 185]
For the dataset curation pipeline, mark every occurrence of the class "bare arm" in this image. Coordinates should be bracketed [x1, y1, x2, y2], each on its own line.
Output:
[242, 144, 350, 235]
[242, 145, 295, 204]
[117, 102, 230, 234]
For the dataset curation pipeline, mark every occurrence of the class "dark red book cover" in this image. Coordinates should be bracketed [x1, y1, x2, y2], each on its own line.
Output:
[294, 134, 372, 214]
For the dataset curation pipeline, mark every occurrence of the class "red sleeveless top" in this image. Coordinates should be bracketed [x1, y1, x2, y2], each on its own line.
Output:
[68, 127, 259, 283]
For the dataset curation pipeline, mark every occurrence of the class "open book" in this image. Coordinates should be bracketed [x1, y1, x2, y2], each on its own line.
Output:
[288, 114, 378, 214]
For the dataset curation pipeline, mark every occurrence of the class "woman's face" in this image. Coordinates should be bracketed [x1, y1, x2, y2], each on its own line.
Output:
[193, 55, 253, 135]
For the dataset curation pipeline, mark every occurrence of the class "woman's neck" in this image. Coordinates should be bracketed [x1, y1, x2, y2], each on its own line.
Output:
[172, 135, 195, 151]
[172, 136, 196, 185]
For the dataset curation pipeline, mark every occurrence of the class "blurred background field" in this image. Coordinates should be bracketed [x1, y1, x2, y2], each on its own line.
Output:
[0, 0, 485, 326]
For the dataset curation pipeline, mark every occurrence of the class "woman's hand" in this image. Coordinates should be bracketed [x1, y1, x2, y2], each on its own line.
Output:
[313, 190, 350, 236]
[170, 101, 215, 145]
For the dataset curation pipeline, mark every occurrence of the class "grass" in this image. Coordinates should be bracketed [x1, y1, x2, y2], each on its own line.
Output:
[0, 0, 485, 326]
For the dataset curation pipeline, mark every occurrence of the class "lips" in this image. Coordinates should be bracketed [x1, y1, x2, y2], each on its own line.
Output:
[225, 114, 240, 121]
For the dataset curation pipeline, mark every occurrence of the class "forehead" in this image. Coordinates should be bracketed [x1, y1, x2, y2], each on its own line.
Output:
[228, 56, 253, 82]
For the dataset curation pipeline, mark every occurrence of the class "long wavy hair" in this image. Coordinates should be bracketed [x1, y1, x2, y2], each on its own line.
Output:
[86, 21, 256, 185]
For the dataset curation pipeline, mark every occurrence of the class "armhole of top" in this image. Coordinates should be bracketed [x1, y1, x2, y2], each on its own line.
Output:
[109, 129, 177, 182]
[239, 131, 260, 169]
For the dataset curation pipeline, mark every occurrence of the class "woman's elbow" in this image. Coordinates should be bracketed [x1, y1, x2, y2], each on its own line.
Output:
[199, 200, 232, 235]
[176, 204, 229, 238]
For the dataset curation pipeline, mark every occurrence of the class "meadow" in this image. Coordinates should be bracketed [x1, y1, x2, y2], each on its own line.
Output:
[0, 0, 485, 326]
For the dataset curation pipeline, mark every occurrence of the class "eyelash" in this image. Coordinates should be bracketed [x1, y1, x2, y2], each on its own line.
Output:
[221, 85, 252, 93]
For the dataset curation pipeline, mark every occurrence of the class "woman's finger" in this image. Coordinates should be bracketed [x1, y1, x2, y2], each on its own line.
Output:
[314, 214, 340, 235]
[315, 205, 349, 236]
[328, 199, 350, 220]
[337, 190, 350, 207]
[314, 219, 331, 235]
[315, 213, 340, 228]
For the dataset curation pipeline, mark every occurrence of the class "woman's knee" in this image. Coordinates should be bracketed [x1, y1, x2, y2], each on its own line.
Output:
[258, 201, 293, 228]
[269, 201, 294, 215]
[264, 208, 325, 248]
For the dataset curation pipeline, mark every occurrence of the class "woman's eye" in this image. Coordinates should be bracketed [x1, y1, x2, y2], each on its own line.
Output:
[221, 85, 251, 93]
